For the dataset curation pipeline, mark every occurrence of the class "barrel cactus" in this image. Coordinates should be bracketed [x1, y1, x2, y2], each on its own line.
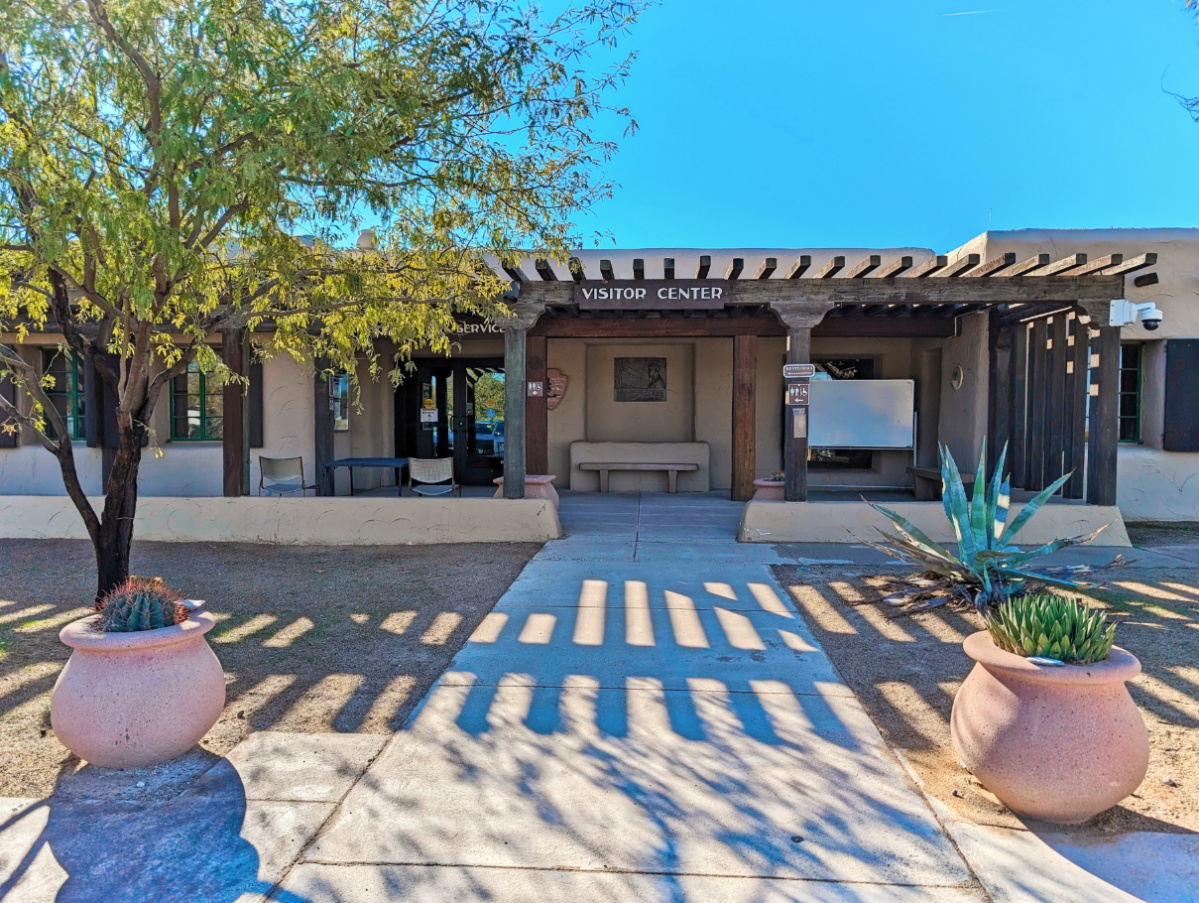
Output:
[96, 577, 191, 632]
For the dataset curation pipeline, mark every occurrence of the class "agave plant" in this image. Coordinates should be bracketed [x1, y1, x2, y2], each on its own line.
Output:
[986, 594, 1117, 665]
[864, 441, 1106, 614]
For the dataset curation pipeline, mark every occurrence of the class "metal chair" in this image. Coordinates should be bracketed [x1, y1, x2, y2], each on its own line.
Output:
[407, 457, 461, 497]
[258, 456, 318, 496]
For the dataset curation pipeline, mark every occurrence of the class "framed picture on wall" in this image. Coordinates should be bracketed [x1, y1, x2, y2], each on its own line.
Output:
[330, 374, 351, 431]
[614, 357, 667, 402]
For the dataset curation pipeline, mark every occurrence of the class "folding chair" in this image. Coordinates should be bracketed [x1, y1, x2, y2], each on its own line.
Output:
[407, 457, 461, 497]
[258, 456, 318, 496]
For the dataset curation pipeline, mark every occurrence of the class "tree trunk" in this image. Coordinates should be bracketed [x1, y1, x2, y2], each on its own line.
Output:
[92, 413, 144, 602]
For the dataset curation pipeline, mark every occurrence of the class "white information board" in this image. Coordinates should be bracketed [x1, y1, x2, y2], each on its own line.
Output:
[808, 379, 915, 449]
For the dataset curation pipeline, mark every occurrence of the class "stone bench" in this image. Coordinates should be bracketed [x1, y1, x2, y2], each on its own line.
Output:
[579, 462, 698, 494]
[907, 466, 975, 502]
[493, 474, 559, 508]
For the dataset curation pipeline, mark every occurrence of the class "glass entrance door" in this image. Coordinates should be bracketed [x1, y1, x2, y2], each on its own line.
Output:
[405, 359, 505, 486]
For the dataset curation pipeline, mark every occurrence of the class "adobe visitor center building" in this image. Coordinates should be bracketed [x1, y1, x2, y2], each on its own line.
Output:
[2, 227, 1198, 547]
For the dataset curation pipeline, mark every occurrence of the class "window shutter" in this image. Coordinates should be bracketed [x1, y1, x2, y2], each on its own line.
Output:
[1164, 340, 1199, 452]
[249, 361, 264, 448]
[0, 372, 16, 448]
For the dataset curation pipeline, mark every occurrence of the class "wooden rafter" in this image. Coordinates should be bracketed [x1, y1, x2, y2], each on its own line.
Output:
[632, 258, 645, 280]
[814, 255, 845, 279]
[1102, 252, 1157, 275]
[902, 255, 948, 278]
[844, 255, 881, 279]
[1032, 253, 1087, 277]
[1003, 254, 1052, 277]
[1066, 254, 1121, 276]
[567, 257, 585, 284]
[696, 255, 711, 279]
[663, 257, 675, 280]
[534, 259, 558, 281]
[935, 254, 982, 278]
[599, 259, 615, 282]
[963, 253, 1016, 277]
[502, 264, 528, 282]
[754, 257, 778, 280]
[873, 256, 913, 278]
[726, 257, 745, 280]
[785, 255, 812, 279]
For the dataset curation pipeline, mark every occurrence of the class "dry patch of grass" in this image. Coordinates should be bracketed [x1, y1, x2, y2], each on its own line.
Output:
[773, 564, 1199, 836]
[0, 539, 540, 799]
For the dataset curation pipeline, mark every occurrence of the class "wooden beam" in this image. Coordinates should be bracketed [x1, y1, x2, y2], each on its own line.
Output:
[696, 255, 711, 279]
[987, 314, 1011, 473]
[754, 257, 778, 280]
[1009, 323, 1029, 489]
[732, 334, 757, 502]
[1133, 272, 1159, 288]
[568, 257, 585, 284]
[814, 256, 845, 279]
[1064, 315, 1089, 499]
[1045, 312, 1068, 486]
[725, 257, 745, 280]
[843, 255, 881, 279]
[503, 328, 528, 498]
[531, 314, 787, 338]
[526, 335, 548, 474]
[663, 257, 675, 280]
[1004, 254, 1052, 277]
[1102, 252, 1157, 276]
[599, 259, 615, 282]
[965, 252, 1017, 278]
[1067, 253, 1121, 277]
[1032, 253, 1088, 277]
[534, 259, 558, 281]
[902, 255, 948, 278]
[785, 255, 812, 279]
[1086, 326, 1120, 505]
[632, 258, 645, 280]
[502, 264, 528, 282]
[935, 254, 982, 277]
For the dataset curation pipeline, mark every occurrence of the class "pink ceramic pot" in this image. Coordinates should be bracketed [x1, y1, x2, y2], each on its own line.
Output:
[51, 611, 225, 769]
[951, 631, 1148, 824]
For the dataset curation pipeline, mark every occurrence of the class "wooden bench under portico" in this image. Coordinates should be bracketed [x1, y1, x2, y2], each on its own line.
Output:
[570, 441, 711, 493]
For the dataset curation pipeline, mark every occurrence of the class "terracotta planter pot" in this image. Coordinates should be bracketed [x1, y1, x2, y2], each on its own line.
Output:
[51, 611, 225, 769]
[951, 631, 1148, 825]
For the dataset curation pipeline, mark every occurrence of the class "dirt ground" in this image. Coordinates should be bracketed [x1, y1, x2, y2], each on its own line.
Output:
[0, 539, 540, 800]
[773, 529, 1199, 837]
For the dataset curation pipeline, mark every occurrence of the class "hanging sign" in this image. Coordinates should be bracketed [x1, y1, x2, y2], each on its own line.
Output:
[575, 280, 730, 310]
[787, 383, 810, 406]
[783, 363, 816, 379]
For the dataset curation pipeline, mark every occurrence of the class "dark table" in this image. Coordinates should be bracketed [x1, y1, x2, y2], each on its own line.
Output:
[326, 457, 409, 496]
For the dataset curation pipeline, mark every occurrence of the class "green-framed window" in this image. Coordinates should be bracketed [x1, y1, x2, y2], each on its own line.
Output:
[41, 349, 86, 441]
[171, 359, 223, 441]
[1118, 343, 1141, 443]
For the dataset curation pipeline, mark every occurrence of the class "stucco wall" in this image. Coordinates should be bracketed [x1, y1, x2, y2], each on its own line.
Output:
[934, 311, 990, 473]
[1117, 445, 1199, 522]
[546, 338, 587, 489]
[756, 338, 786, 479]
[585, 343, 695, 443]
[694, 338, 733, 490]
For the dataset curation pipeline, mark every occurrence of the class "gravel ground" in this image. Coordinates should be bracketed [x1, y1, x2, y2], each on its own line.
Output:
[772, 557, 1199, 837]
[0, 539, 540, 800]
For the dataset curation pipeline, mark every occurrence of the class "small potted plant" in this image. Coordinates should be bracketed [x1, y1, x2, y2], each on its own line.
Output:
[951, 594, 1148, 824]
[50, 578, 225, 769]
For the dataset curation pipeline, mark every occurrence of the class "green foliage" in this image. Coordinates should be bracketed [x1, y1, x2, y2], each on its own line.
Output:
[865, 441, 1105, 611]
[97, 577, 189, 632]
[986, 594, 1117, 664]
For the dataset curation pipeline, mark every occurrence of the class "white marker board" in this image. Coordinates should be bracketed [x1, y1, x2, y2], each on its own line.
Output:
[808, 379, 915, 449]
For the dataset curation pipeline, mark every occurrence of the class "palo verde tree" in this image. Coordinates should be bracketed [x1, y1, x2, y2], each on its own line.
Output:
[0, 0, 644, 599]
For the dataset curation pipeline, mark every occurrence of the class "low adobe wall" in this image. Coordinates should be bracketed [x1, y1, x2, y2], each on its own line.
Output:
[0, 496, 562, 545]
[739, 500, 1131, 547]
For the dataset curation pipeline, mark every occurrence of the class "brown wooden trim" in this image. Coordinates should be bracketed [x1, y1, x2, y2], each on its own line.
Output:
[526, 335, 548, 475]
[502, 328, 528, 498]
[530, 313, 956, 339]
[314, 364, 335, 496]
[1086, 326, 1120, 505]
[1044, 312, 1068, 486]
[732, 335, 757, 502]
[248, 360, 264, 449]
[1026, 318, 1049, 491]
[987, 314, 1010, 471]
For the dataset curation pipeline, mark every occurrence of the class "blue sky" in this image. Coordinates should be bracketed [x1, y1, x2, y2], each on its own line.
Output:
[579, 0, 1199, 251]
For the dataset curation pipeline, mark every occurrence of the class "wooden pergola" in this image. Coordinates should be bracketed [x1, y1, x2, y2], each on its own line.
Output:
[482, 250, 1156, 506]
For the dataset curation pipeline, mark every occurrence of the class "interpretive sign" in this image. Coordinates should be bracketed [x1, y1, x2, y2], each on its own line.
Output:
[576, 280, 730, 310]
[615, 357, 667, 402]
[783, 363, 816, 379]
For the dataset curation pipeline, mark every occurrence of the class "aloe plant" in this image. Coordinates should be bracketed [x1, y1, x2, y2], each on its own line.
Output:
[986, 594, 1117, 664]
[864, 441, 1106, 613]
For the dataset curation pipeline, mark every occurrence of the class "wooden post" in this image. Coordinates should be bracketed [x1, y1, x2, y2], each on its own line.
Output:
[1045, 312, 1068, 483]
[784, 327, 811, 502]
[1064, 315, 1090, 499]
[987, 313, 1010, 471]
[314, 365, 334, 496]
[1008, 323, 1029, 489]
[222, 328, 249, 497]
[501, 304, 542, 500]
[732, 334, 758, 501]
[526, 335, 548, 475]
[1087, 326, 1121, 506]
[1027, 317, 1049, 491]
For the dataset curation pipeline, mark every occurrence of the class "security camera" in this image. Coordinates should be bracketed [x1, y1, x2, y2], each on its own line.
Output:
[1109, 299, 1164, 331]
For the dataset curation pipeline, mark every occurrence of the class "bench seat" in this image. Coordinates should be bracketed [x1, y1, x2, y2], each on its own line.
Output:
[579, 461, 699, 493]
[906, 466, 975, 502]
